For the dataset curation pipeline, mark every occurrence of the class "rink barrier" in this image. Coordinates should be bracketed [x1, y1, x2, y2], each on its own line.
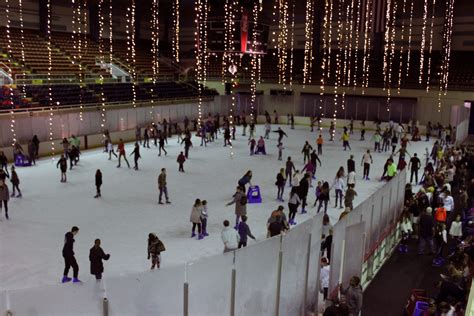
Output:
[0, 169, 406, 315]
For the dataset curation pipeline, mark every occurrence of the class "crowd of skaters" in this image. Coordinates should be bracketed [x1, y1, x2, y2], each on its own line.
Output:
[0, 111, 470, 314]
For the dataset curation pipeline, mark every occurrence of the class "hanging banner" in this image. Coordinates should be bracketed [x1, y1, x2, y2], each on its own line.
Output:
[241, 8, 249, 53]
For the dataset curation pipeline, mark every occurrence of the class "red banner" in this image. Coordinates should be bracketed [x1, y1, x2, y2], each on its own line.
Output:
[241, 9, 249, 53]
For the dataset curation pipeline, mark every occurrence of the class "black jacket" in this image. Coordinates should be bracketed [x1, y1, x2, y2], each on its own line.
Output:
[62, 232, 75, 257]
[95, 173, 102, 186]
[89, 246, 110, 275]
[299, 178, 309, 197]
[347, 159, 355, 173]
[419, 214, 434, 238]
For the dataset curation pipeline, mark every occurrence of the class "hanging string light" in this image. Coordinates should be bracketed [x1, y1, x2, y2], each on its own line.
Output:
[172, 0, 180, 63]
[302, 0, 314, 86]
[126, 1, 137, 108]
[397, 0, 407, 94]
[98, 0, 107, 130]
[346, 0, 355, 87]
[419, 0, 429, 84]
[405, 0, 414, 78]
[352, 0, 362, 88]
[5, 0, 16, 146]
[288, 1, 295, 88]
[425, 0, 436, 92]
[150, 0, 160, 115]
[382, 0, 392, 92]
[195, 0, 208, 126]
[361, 0, 373, 93]
[72, 0, 84, 121]
[333, 0, 344, 130]
[109, 0, 113, 64]
[386, 0, 398, 112]
[18, 0, 27, 98]
[276, 0, 290, 88]
[46, 0, 56, 157]
[249, 1, 259, 121]
[437, 0, 455, 112]
[319, 0, 330, 120]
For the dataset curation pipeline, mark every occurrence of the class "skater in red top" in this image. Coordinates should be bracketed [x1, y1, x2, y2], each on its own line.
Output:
[117, 139, 130, 168]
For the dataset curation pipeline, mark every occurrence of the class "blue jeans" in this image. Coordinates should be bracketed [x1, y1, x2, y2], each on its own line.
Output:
[159, 187, 169, 202]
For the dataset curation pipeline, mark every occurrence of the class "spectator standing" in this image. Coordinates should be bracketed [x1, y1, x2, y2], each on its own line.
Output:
[418, 207, 435, 255]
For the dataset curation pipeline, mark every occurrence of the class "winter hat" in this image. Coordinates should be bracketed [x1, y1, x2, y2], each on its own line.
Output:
[426, 207, 433, 214]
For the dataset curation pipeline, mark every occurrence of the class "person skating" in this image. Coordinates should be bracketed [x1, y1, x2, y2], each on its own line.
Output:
[288, 187, 301, 225]
[57, 154, 68, 183]
[62, 226, 81, 283]
[201, 200, 209, 237]
[290, 114, 295, 129]
[223, 127, 232, 147]
[181, 134, 193, 159]
[158, 135, 168, 157]
[254, 137, 266, 155]
[248, 122, 256, 140]
[329, 122, 335, 142]
[302, 161, 316, 188]
[0, 180, 10, 220]
[310, 150, 322, 175]
[317, 182, 330, 213]
[285, 157, 296, 187]
[248, 138, 256, 155]
[344, 184, 357, 210]
[361, 149, 373, 180]
[331, 167, 345, 209]
[316, 134, 323, 155]
[360, 121, 366, 140]
[116, 139, 130, 168]
[277, 142, 284, 161]
[89, 239, 110, 280]
[298, 173, 310, 214]
[341, 128, 351, 150]
[32, 135, 40, 158]
[130, 143, 141, 170]
[275, 168, 286, 202]
[158, 168, 171, 204]
[385, 158, 397, 181]
[94, 169, 102, 198]
[273, 110, 279, 124]
[238, 171, 252, 192]
[242, 117, 248, 136]
[372, 131, 382, 153]
[107, 141, 117, 160]
[10, 166, 21, 198]
[0, 151, 8, 177]
[238, 215, 256, 248]
[226, 186, 247, 228]
[143, 127, 150, 148]
[68, 146, 79, 170]
[177, 151, 186, 172]
[190, 199, 204, 239]
[391, 134, 398, 154]
[222, 220, 240, 253]
[409, 153, 421, 184]
[264, 122, 271, 139]
[68, 135, 81, 161]
[382, 129, 391, 152]
[147, 233, 165, 270]
[273, 127, 288, 144]
[27, 140, 36, 165]
[301, 141, 313, 164]
[347, 155, 356, 176]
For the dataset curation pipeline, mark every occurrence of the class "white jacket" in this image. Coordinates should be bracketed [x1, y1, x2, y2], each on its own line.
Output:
[292, 173, 301, 187]
[401, 220, 413, 234]
[332, 177, 345, 191]
[449, 221, 463, 237]
[320, 265, 330, 288]
[221, 227, 240, 250]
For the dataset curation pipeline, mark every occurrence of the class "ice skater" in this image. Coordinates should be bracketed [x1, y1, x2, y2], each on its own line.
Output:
[273, 127, 288, 144]
[290, 114, 295, 129]
[223, 127, 232, 147]
[341, 128, 351, 150]
[317, 134, 323, 155]
[130, 143, 141, 170]
[201, 200, 209, 237]
[143, 127, 150, 148]
[0, 180, 9, 220]
[57, 154, 68, 183]
[285, 157, 296, 186]
[0, 151, 8, 177]
[190, 199, 204, 239]
[317, 182, 330, 213]
[147, 233, 165, 270]
[249, 122, 256, 140]
[361, 150, 373, 180]
[94, 169, 102, 198]
[264, 122, 271, 139]
[10, 166, 21, 198]
[177, 151, 186, 172]
[248, 138, 256, 155]
[254, 137, 266, 155]
[360, 121, 366, 140]
[288, 188, 301, 225]
[181, 134, 193, 159]
[238, 215, 256, 248]
[301, 141, 313, 164]
[89, 239, 110, 280]
[62, 226, 80, 283]
[275, 168, 286, 202]
[226, 186, 247, 228]
[331, 167, 345, 209]
[158, 135, 167, 156]
[68, 146, 79, 170]
[277, 142, 284, 161]
[298, 173, 310, 213]
[117, 139, 130, 168]
[107, 141, 117, 160]
[158, 168, 171, 204]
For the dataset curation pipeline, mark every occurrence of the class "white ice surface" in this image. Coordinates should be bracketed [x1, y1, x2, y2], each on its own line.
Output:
[0, 124, 432, 291]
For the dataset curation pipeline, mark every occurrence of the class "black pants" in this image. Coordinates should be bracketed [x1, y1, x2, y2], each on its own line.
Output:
[285, 170, 292, 185]
[185, 146, 190, 158]
[192, 223, 202, 234]
[94, 273, 103, 280]
[238, 241, 247, 248]
[159, 145, 167, 156]
[1, 200, 8, 217]
[321, 236, 332, 261]
[12, 184, 21, 196]
[179, 163, 184, 172]
[363, 163, 370, 178]
[134, 157, 139, 169]
[96, 185, 101, 196]
[201, 218, 207, 234]
[317, 144, 322, 155]
[288, 203, 298, 221]
[410, 169, 419, 183]
[317, 199, 328, 213]
[63, 255, 79, 278]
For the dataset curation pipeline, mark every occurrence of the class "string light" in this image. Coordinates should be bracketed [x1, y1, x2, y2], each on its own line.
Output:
[386, 0, 397, 112]
[172, 0, 180, 63]
[419, 0, 429, 84]
[195, 0, 208, 126]
[437, 0, 455, 112]
[382, 0, 392, 92]
[362, 0, 373, 92]
[126, 1, 137, 108]
[98, 0, 107, 130]
[319, 0, 330, 120]
[46, 0, 56, 157]
[150, 0, 160, 114]
[18, 0, 26, 98]
[302, 0, 314, 86]
[277, 0, 290, 88]
[288, 2, 295, 88]
[425, 0, 436, 92]
[5, 0, 16, 146]
[397, 0, 407, 94]
[346, 0, 355, 87]
[109, 0, 113, 64]
[352, 0, 361, 87]
[249, 1, 259, 122]
[405, 0, 414, 78]
[333, 0, 344, 130]
[72, 0, 84, 120]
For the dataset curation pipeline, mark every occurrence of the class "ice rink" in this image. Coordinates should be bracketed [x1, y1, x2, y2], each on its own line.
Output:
[0, 123, 432, 290]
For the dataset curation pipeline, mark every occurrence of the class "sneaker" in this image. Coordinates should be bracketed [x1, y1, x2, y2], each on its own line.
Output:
[204, 232, 209, 237]
[72, 278, 82, 283]
[198, 234, 204, 240]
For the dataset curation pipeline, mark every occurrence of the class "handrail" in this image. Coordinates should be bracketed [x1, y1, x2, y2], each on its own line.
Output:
[0, 95, 215, 115]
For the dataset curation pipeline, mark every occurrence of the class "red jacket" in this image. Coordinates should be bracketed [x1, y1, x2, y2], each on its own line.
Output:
[118, 143, 125, 154]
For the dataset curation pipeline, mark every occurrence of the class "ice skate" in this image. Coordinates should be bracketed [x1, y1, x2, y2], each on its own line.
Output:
[61, 276, 72, 283]
[72, 278, 82, 283]
[191, 232, 196, 238]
